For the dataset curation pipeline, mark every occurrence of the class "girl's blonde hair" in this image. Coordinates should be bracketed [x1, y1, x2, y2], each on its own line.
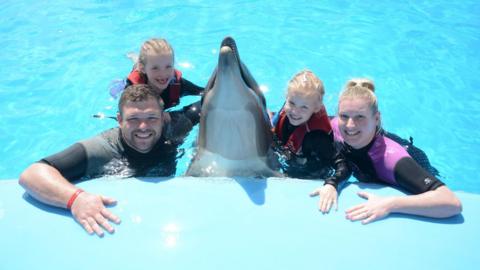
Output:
[344, 78, 375, 92]
[287, 69, 325, 103]
[138, 38, 174, 67]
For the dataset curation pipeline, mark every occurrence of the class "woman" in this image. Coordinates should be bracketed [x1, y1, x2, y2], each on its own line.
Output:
[310, 83, 462, 224]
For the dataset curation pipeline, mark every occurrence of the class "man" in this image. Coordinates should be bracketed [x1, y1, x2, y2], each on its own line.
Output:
[19, 84, 184, 237]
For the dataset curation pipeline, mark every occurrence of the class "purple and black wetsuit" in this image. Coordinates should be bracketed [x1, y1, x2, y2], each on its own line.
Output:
[330, 118, 444, 194]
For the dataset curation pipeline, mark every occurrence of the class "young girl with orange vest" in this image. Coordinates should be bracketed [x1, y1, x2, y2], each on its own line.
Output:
[112, 38, 204, 124]
[271, 70, 350, 213]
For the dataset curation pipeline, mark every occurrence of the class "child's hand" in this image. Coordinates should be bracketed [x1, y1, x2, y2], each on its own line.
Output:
[310, 184, 338, 214]
[163, 112, 172, 123]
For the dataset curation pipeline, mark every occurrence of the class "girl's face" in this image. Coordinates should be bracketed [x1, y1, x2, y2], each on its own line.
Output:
[284, 92, 321, 126]
[337, 97, 379, 149]
[141, 53, 174, 92]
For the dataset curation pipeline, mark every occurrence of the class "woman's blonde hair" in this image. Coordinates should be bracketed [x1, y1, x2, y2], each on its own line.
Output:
[138, 38, 174, 67]
[344, 78, 375, 92]
[286, 69, 325, 103]
[339, 84, 382, 132]
[339, 84, 378, 115]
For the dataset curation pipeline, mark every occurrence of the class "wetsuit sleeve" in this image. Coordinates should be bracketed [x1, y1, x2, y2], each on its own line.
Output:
[163, 111, 195, 143]
[181, 78, 204, 96]
[394, 157, 444, 194]
[302, 131, 335, 161]
[178, 100, 202, 126]
[39, 143, 88, 181]
[324, 150, 351, 190]
[125, 78, 133, 88]
[303, 131, 351, 189]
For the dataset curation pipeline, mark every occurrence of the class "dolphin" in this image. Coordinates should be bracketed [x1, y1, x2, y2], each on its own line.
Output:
[186, 37, 275, 177]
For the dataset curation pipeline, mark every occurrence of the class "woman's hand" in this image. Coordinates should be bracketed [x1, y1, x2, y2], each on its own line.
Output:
[345, 191, 393, 224]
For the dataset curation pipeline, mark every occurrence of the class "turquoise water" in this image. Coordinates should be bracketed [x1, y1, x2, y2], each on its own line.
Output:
[0, 0, 479, 192]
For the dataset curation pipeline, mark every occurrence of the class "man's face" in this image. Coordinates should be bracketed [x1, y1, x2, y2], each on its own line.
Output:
[117, 98, 163, 153]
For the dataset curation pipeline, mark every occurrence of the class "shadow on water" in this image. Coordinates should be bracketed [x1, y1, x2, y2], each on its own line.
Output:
[232, 177, 267, 206]
[136, 176, 175, 184]
[387, 212, 464, 224]
[21, 176, 176, 218]
[22, 193, 71, 218]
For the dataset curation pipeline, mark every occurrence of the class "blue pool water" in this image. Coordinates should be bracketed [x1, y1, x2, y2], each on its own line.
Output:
[0, 0, 479, 192]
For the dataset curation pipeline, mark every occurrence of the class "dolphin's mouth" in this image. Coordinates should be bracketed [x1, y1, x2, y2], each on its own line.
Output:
[219, 36, 255, 95]
[220, 36, 240, 66]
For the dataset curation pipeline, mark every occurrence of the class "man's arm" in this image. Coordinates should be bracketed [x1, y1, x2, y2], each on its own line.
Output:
[18, 143, 121, 236]
[19, 162, 81, 208]
[19, 143, 88, 207]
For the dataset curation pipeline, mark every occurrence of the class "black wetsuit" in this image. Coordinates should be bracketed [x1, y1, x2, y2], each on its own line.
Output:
[275, 118, 350, 187]
[39, 114, 193, 181]
[342, 142, 444, 194]
[330, 117, 445, 194]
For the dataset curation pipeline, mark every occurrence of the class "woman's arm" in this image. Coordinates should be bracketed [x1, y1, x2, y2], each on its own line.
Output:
[345, 157, 462, 224]
[345, 185, 462, 224]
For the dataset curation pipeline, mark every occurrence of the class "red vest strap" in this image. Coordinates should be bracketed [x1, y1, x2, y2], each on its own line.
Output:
[127, 69, 146, 84]
[274, 106, 332, 154]
[126, 68, 183, 108]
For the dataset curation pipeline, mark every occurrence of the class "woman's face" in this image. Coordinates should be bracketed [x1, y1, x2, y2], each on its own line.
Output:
[337, 97, 379, 149]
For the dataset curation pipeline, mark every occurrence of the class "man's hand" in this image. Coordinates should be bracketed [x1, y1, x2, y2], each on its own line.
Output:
[70, 192, 121, 237]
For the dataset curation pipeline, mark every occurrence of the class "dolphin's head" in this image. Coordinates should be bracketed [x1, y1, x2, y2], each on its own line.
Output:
[204, 37, 265, 110]
[215, 45, 246, 96]
[188, 36, 274, 177]
[205, 37, 244, 95]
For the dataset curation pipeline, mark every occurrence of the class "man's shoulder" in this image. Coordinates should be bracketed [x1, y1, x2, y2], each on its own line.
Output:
[80, 128, 120, 143]
[79, 128, 122, 155]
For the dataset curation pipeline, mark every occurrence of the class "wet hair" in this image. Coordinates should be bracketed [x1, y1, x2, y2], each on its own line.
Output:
[286, 69, 325, 102]
[339, 84, 382, 132]
[118, 84, 164, 116]
[339, 84, 378, 115]
[344, 78, 375, 92]
[138, 38, 175, 67]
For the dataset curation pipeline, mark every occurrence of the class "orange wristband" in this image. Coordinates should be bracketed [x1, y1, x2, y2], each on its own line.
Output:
[66, 189, 84, 209]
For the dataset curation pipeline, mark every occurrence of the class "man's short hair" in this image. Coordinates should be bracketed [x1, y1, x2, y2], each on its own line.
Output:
[118, 84, 164, 116]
